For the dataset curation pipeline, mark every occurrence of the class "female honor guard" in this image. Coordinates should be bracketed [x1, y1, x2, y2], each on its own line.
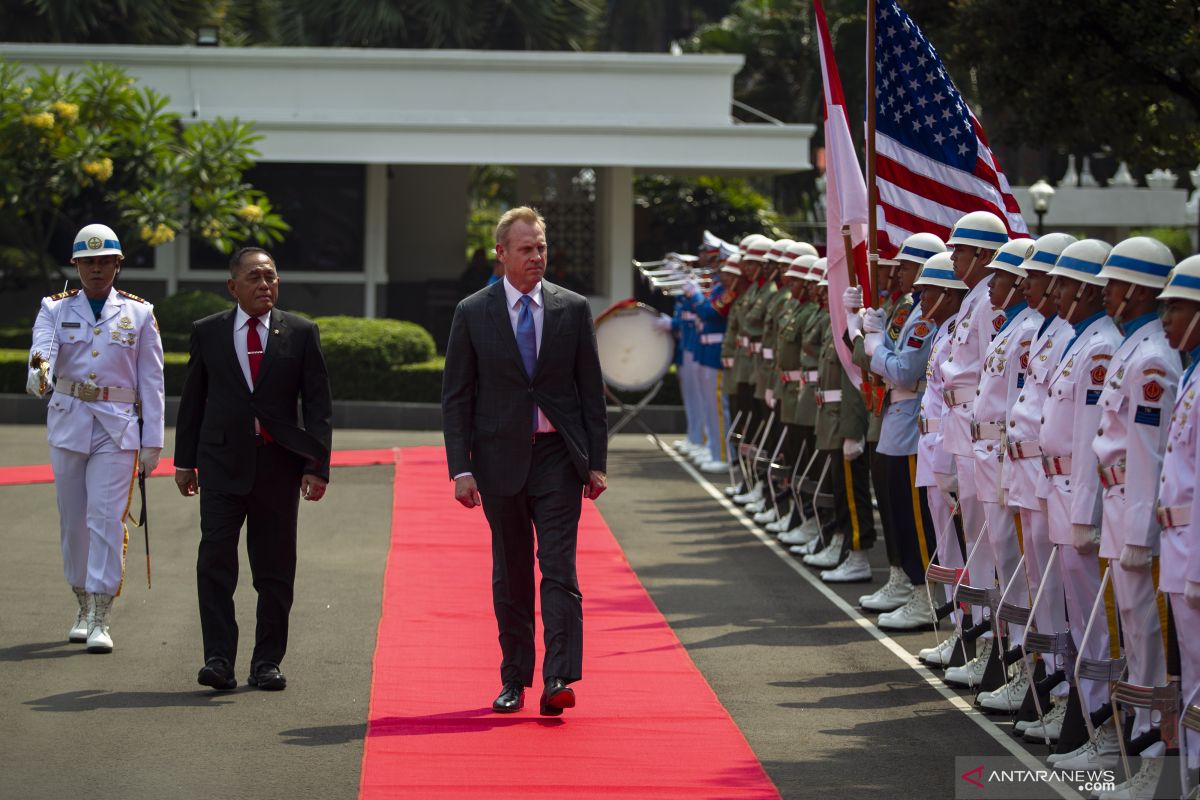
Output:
[27, 224, 165, 653]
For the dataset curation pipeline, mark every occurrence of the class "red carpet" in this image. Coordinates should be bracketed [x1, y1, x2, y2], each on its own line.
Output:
[359, 446, 779, 799]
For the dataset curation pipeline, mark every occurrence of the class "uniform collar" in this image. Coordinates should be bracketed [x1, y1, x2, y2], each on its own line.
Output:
[1071, 309, 1106, 337]
[1119, 311, 1157, 340]
[998, 301, 1028, 333]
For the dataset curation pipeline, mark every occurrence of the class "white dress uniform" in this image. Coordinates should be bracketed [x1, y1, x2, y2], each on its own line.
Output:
[30, 288, 166, 596]
[1003, 315, 1073, 645]
[1038, 311, 1122, 712]
[918, 314, 961, 603]
[1092, 314, 1179, 737]
[939, 276, 1007, 616]
[973, 303, 1041, 643]
[1158, 353, 1200, 767]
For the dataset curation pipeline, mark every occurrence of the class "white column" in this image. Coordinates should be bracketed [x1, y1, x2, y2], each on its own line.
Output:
[363, 164, 388, 318]
[596, 165, 634, 309]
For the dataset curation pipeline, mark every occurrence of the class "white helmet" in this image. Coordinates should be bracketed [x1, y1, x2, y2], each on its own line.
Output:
[896, 232, 947, 265]
[990, 238, 1036, 279]
[1097, 236, 1175, 289]
[810, 257, 829, 286]
[791, 241, 819, 258]
[912, 252, 966, 290]
[1024, 232, 1078, 274]
[946, 210, 1009, 250]
[1047, 239, 1112, 287]
[740, 234, 773, 263]
[720, 252, 743, 277]
[1158, 255, 1200, 303]
[767, 239, 795, 263]
[784, 253, 817, 280]
[71, 223, 123, 260]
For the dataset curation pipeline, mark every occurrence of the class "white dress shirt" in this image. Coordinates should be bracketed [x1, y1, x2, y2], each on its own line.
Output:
[234, 306, 271, 434]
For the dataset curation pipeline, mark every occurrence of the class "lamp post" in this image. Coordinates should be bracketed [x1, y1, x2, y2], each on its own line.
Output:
[1029, 178, 1055, 236]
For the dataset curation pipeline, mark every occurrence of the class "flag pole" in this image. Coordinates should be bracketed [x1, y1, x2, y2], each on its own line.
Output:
[865, 0, 878, 304]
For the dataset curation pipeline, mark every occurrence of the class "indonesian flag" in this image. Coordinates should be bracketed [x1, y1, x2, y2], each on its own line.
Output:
[814, 0, 871, 385]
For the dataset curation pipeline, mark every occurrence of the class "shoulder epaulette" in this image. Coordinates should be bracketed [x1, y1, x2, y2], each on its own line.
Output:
[117, 289, 148, 304]
[46, 288, 79, 301]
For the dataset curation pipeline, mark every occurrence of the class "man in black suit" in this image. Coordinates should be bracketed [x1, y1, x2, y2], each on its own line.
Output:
[174, 247, 332, 692]
[442, 206, 608, 716]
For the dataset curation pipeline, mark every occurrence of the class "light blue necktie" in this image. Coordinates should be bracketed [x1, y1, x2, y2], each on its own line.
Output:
[516, 294, 538, 431]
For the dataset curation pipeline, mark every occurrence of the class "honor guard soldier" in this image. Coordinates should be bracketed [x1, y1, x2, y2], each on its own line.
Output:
[938, 211, 1009, 684]
[27, 224, 166, 653]
[859, 234, 947, 628]
[993, 234, 1079, 740]
[1037, 239, 1122, 751]
[1156, 257, 1200, 791]
[668, 256, 705, 461]
[688, 253, 740, 473]
[731, 234, 773, 505]
[720, 254, 751, 490]
[1049, 237, 1182, 783]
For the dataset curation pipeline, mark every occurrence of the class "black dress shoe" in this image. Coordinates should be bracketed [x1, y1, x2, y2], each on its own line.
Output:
[197, 657, 237, 691]
[539, 677, 575, 716]
[248, 662, 287, 691]
[491, 683, 525, 713]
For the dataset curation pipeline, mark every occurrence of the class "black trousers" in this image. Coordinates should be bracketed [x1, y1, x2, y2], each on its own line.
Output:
[480, 434, 584, 688]
[870, 446, 902, 568]
[197, 442, 301, 670]
[880, 453, 937, 584]
[829, 445, 876, 552]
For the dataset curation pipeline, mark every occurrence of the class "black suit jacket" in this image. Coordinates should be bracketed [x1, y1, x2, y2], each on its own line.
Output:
[175, 307, 333, 494]
[441, 279, 607, 496]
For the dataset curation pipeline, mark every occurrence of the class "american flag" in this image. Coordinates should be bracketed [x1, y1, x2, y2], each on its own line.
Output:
[873, 0, 1028, 257]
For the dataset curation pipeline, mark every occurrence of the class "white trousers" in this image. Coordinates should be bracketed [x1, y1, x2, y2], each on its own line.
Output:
[1018, 503, 1068, 648]
[694, 363, 727, 463]
[955, 456, 994, 624]
[680, 352, 704, 447]
[929, 478, 961, 617]
[1170, 596, 1200, 767]
[983, 500, 1027, 644]
[50, 417, 136, 596]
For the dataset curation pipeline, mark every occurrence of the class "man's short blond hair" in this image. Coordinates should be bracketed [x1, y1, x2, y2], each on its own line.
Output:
[495, 206, 546, 248]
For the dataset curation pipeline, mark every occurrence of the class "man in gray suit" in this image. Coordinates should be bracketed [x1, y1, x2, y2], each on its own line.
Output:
[442, 206, 608, 717]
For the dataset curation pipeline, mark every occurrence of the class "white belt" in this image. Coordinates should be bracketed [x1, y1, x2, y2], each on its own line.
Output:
[722, 357, 734, 369]
[762, 347, 774, 361]
[1041, 454, 1072, 476]
[891, 387, 921, 402]
[700, 333, 724, 345]
[943, 387, 976, 407]
[1006, 440, 1041, 460]
[815, 389, 842, 406]
[1157, 504, 1190, 528]
[918, 416, 940, 434]
[55, 378, 137, 404]
[801, 369, 819, 386]
[750, 341, 763, 354]
[970, 420, 1004, 441]
[738, 335, 750, 348]
[781, 370, 802, 384]
[1098, 462, 1126, 489]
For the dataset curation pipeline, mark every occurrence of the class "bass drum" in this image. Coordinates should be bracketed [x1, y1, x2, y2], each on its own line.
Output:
[593, 300, 675, 393]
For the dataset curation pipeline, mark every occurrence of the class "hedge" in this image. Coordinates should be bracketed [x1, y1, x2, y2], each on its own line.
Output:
[153, 290, 234, 352]
[0, 349, 683, 405]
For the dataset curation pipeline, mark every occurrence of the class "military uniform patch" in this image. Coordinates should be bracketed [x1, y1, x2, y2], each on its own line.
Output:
[1090, 365, 1107, 385]
[1143, 380, 1164, 402]
[47, 288, 80, 302]
[913, 322, 930, 338]
[992, 314, 1004, 332]
[116, 289, 148, 304]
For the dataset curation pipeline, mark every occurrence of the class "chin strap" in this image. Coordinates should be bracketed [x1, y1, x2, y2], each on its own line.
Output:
[926, 292, 945, 320]
[1183, 311, 1200, 351]
[961, 247, 988, 286]
[1001, 279, 1022, 310]
[1065, 280, 1089, 323]
[1113, 283, 1136, 324]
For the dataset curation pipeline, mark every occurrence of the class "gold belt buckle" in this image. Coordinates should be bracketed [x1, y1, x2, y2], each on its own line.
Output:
[77, 381, 100, 402]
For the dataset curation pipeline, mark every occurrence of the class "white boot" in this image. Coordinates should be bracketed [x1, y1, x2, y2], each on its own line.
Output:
[1097, 743, 1165, 800]
[821, 549, 871, 582]
[69, 586, 89, 643]
[766, 513, 794, 533]
[859, 567, 914, 611]
[1050, 718, 1120, 770]
[877, 589, 935, 628]
[1021, 696, 1066, 742]
[733, 482, 763, 505]
[86, 593, 114, 654]
[753, 505, 780, 524]
[699, 459, 729, 474]
[779, 518, 819, 545]
[944, 637, 993, 687]
[803, 533, 844, 568]
[918, 634, 958, 667]
[978, 659, 1030, 712]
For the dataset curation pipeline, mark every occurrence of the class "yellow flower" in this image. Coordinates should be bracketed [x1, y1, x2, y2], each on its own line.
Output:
[21, 112, 55, 130]
[236, 203, 264, 223]
[21, 86, 31, 97]
[50, 100, 79, 123]
[140, 223, 175, 247]
[200, 219, 225, 239]
[82, 157, 114, 182]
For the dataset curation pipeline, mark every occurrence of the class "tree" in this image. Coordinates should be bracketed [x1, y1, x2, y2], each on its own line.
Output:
[634, 174, 778, 256]
[0, 60, 288, 287]
[931, 0, 1200, 171]
[0, 0, 218, 44]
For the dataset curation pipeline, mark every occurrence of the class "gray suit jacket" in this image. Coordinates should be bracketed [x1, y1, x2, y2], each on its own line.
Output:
[441, 279, 607, 496]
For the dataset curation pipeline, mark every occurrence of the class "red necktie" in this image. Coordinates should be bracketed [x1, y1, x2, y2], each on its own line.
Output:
[246, 319, 271, 441]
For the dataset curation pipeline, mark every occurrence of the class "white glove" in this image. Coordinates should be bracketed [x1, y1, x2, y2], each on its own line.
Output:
[864, 331, 883, 357]
[26, 367, 48, 397]
[842, 438, 865, 461]
[862, 307, 887, 334]
[1186, 580, 1200, 609]
[1071, 523, 1100, 555]
[654, 314, 673, 333]
[765, 388, 776, 409]
[139, 447, 161, 475]
[842, 285, 863, 312]
[1118, 544, 1152, 571]
[845, 310, 863, 340]
[682, 280, 699, 298]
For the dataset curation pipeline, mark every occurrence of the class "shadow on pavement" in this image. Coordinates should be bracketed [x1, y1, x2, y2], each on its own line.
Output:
[0, 640, 89, 662]
[25, 689, 237, 711]
[278, 722, 367, 746]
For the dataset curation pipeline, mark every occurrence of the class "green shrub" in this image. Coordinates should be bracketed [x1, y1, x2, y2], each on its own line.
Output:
[314, 316, 436, 400]
[153, 290, 233, 350]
